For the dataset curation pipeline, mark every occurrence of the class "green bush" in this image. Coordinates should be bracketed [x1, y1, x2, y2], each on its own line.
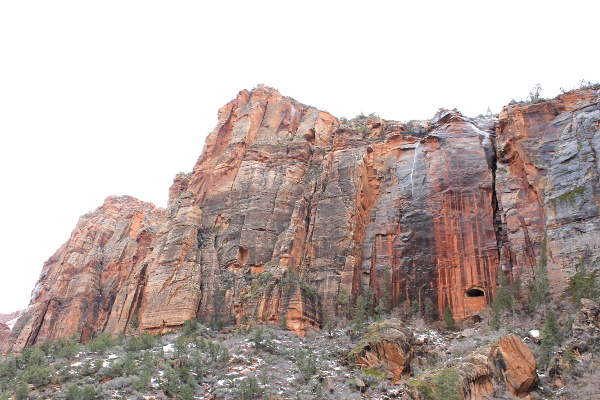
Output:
[296, 349, 318, 381]
[22, 364, 53, 387]
[14, 383, 29, 400]
[237, 376, 263, 400]
[564, 264, 599, 304]
[249, 325, 276, 353]
[125, 332, 158, 352]
[65, 384, 101, 400]
[52, 335, 81, 359]
[182, 318, 199, 336]
[87, 333, 116, 354]
[160, 364, 182, 396]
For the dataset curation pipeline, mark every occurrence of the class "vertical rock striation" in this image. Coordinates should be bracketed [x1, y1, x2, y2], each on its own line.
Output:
[4, 85, 599, 353]
[496, 89, 600, 292]
[3, 196, 162, 353]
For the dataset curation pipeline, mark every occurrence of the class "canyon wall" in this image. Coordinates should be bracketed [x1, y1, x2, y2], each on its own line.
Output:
[496, 90, 600, 291]
[3, 85, 599, 353]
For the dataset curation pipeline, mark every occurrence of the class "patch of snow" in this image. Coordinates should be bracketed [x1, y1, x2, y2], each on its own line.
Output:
[529, 329, 540, 338]
[163, 343, 174, 353]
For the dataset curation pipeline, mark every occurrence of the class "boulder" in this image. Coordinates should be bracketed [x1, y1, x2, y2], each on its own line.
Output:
[349, 319, 413, 379]
[410, 334, 538, 400]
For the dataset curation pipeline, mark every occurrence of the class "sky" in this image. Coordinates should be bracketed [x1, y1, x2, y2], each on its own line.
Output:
[1, 0, 599, 313]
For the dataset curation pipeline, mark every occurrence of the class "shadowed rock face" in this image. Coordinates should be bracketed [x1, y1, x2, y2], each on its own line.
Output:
[3, 86, 599, 352]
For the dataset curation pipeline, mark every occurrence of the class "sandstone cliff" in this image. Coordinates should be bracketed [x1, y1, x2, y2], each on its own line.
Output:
[3, 85, 599, 353]
[496, 90, 600, 292]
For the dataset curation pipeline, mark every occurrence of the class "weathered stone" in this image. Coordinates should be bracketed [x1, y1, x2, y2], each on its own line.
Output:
[350, 319, 413, 378]
[2, 196, 162, 353]
[496, 89, 600, 292]
[567, 298, 600, 353]
[4, 86, 599, 353]
[410, 334, 538, 400]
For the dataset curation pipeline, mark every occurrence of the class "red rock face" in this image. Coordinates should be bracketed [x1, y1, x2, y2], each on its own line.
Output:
[2, 196, 162, 353]
[496, 89, 600, 293]
[4, 86, 599, 352]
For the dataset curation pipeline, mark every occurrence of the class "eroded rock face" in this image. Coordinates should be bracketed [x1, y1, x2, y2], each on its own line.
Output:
[4, 86, 599, 352]
[2, 196, 163, 354]
[350, 319, 413, 379]
[567, 298, 600, 353]
[410, 334, 537, 400]
[496, 89, 600, 292]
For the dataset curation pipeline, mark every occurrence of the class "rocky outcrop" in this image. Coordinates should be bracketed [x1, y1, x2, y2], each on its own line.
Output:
[2, 196, 162, 353]
[567, 298, 600, 353]
[496, 89, 600, 292]
[4, 85, 599, 353]
[349, 319, 413, 379]
[409, 334, 538, 400]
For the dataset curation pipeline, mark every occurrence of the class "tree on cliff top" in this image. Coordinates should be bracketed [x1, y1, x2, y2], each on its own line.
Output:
[528, 83, 543, 103]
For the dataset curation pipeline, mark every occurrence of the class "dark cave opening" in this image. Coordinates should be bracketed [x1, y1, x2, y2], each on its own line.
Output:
[466, 288, 485, 297]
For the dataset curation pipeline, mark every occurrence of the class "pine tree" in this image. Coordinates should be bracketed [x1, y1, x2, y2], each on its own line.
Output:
[540, 309, 560, 368]
[443, 306, 456, 330]
[337, 289, 352, 316]
[364, 286, 375, 317]
[381, 266, 393, 312]
[543, 309, 560, 345]
[529, 234, 551, 311]
[411, 300, 420, 317]
[352, 295, 367, 329]
[565, 263, 599, 305]
[490, 304, 501, 331]
[492, 268, 515, 311]
[424, 298, 437, 320]
[179, 384, 196, 400]
[513, 275, 523, 300]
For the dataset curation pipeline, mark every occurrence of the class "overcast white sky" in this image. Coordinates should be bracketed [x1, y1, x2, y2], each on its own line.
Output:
[1, 0, 598, 313]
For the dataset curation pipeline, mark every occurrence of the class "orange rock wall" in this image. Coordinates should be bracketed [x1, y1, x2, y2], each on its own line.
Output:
[4, 86, 599, 352]
[496, 89, 600, 293]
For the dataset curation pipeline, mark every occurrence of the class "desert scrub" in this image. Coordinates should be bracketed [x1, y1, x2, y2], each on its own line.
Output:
[409, 367, 462, 400]
[363, 367, 388, 380]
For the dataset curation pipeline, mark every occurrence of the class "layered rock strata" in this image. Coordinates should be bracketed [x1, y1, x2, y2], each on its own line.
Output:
[496, 90, 600, 291]
[4, 196, 162, 352]
[3, 86, 599, 353]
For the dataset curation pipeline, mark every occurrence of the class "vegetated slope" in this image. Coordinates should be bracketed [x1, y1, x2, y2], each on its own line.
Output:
[2, 85, 599, 356]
